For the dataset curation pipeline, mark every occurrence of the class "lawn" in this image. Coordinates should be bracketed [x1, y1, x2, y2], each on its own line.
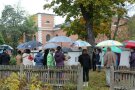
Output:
[84, 70, 110, 90]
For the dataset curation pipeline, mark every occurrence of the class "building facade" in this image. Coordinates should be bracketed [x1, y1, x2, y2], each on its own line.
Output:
[33, 13, 78, 47]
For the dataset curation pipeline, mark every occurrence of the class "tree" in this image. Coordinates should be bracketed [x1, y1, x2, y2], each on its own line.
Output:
[0, 5, 37, 49]
[44, 0, 134, 46]
[127, 15, 135, 40]
[0, 32, 5, 44]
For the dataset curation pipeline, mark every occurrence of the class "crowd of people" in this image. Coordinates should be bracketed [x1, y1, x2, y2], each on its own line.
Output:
[0, 46, 135, 87]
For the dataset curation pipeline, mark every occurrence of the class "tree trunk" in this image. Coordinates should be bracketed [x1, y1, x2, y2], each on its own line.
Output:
[113, 16, 121, 40]
[80, 4, 95, 46]
[86, 21, 95, 46]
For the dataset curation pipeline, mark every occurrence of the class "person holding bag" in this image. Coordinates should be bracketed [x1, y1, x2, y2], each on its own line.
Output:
[22, 49, 34, 65]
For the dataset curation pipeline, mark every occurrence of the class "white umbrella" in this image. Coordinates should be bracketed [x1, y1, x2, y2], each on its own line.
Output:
[96, 40, 123, 47]
[72, 40, 91, 47]
[48, 36, 72, 46]
[44, 43, 59, 49]
[0, 44, 13, 50]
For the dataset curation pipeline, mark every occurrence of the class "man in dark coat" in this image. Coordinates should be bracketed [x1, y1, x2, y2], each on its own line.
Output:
[130, 49, 135, 68]
[0, 49, 10, 65]
[79, 49, 91, 86]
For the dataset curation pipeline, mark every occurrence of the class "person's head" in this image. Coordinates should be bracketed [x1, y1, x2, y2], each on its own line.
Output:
[50, 49, 55, 54]
[82, 49, 88, 54]
[98, 48, 102, 53]
[57, 46, 61, 51]
[107, 47, 111, 52]
[44, 49, 49, 54]
[3, 49, 8, 54]
[17, 50, 22, 55]
[25, 49, 31, 54]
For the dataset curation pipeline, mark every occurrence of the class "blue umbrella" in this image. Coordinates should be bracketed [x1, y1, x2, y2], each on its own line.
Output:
[21, 41, 42, 49]
[44, 43, 59, 49]
[103, 46, 122, 53]
[0, 44, 13, 50]
[17, 43, 26, 49]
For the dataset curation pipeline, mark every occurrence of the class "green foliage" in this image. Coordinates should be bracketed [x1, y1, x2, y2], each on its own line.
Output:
[9, 56, 16, 65]
[0, 32, 5, 44]
[0, 5, 37, 48]
[127, 15, 135, 40]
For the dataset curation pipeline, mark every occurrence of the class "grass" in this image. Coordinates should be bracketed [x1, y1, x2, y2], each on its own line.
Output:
[84, 70, 110, 90]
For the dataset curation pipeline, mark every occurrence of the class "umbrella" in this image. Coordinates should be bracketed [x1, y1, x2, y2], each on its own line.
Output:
[0, 44, 13, 50]
[124, 40, 135, 48]
[103, 46, 122, 53]
[17, 43, 26, 49]
[44, 43, 59, 49]
[72, 40, 91, 47]
[96, 40, 123, 47]
[22, 41, 42, 49]
[48, 36, 72, 46]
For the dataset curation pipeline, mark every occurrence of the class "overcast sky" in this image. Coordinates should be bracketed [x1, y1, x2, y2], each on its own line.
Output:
[0, 0, 66, 25]
[0, 0, 135, 25]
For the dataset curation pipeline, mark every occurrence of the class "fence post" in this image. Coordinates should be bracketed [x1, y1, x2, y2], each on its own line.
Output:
[110, 66, 114, 90]
[77, 66, 83, 90]
[20, 64, 23, 80]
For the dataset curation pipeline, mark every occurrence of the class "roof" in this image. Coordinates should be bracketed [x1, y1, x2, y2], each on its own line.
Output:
[35, 13, 55, 16]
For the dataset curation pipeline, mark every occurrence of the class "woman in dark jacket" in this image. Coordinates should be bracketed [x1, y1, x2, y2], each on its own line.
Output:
[43, 49, 49, 66]
[54, 46, 65, 67]
[79, 49, 91, 87]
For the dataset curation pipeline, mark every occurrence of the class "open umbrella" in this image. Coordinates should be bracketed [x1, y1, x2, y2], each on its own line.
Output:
[44, 43, 59, 49]
[0, 44, 13, 50]
[22, 41, 42, 49]
[124, 40, 135, 49]
[17, 43, 26, 49]
[48, 36, 72, 46]
[96, 40, 123, 47]
[72, 40, 91, 47]
[103, 46, 122, 53]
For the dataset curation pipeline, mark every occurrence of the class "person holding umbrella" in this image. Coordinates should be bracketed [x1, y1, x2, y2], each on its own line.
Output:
[104, 47, 116, 86]
[54, 46, 65, 67]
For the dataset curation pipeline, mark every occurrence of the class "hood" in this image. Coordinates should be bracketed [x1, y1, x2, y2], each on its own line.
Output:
[36, 52, 42, 57]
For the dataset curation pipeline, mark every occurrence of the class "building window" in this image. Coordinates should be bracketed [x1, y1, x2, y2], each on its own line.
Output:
[46, 34, 50, 42]
[45, 21, 50, 23]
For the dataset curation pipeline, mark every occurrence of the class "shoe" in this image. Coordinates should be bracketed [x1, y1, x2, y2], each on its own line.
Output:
[83, 82, 86, 86]
[86, 82, 88, 86]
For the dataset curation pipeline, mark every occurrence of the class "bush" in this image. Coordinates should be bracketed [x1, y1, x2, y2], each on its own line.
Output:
[9, 56, 16, 65]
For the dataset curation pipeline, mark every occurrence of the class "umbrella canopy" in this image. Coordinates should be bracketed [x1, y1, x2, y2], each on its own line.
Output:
[96, 40, 123, 47]
[103, 46, 122, 53]
[48, 36, 72, 43]
[72, 40, 91, 47]
[22, 41, 42, 49]
[124, 40, 135, 49]
[17, 43, 26, 49]
[44, 43, 59, 49]
[0, 44, 13, 50]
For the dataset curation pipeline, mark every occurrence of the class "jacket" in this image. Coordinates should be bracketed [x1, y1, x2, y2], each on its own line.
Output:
[34, 52, 43, 66]
[130, 51, 135, 67]
[104, 51, 116, 68]
[78, 54, 91, 69]
[0, 52, 10, 65]
[47, 52, 55, 67]
[22, 53, 33, 65]
[54, 51, 65, 66]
